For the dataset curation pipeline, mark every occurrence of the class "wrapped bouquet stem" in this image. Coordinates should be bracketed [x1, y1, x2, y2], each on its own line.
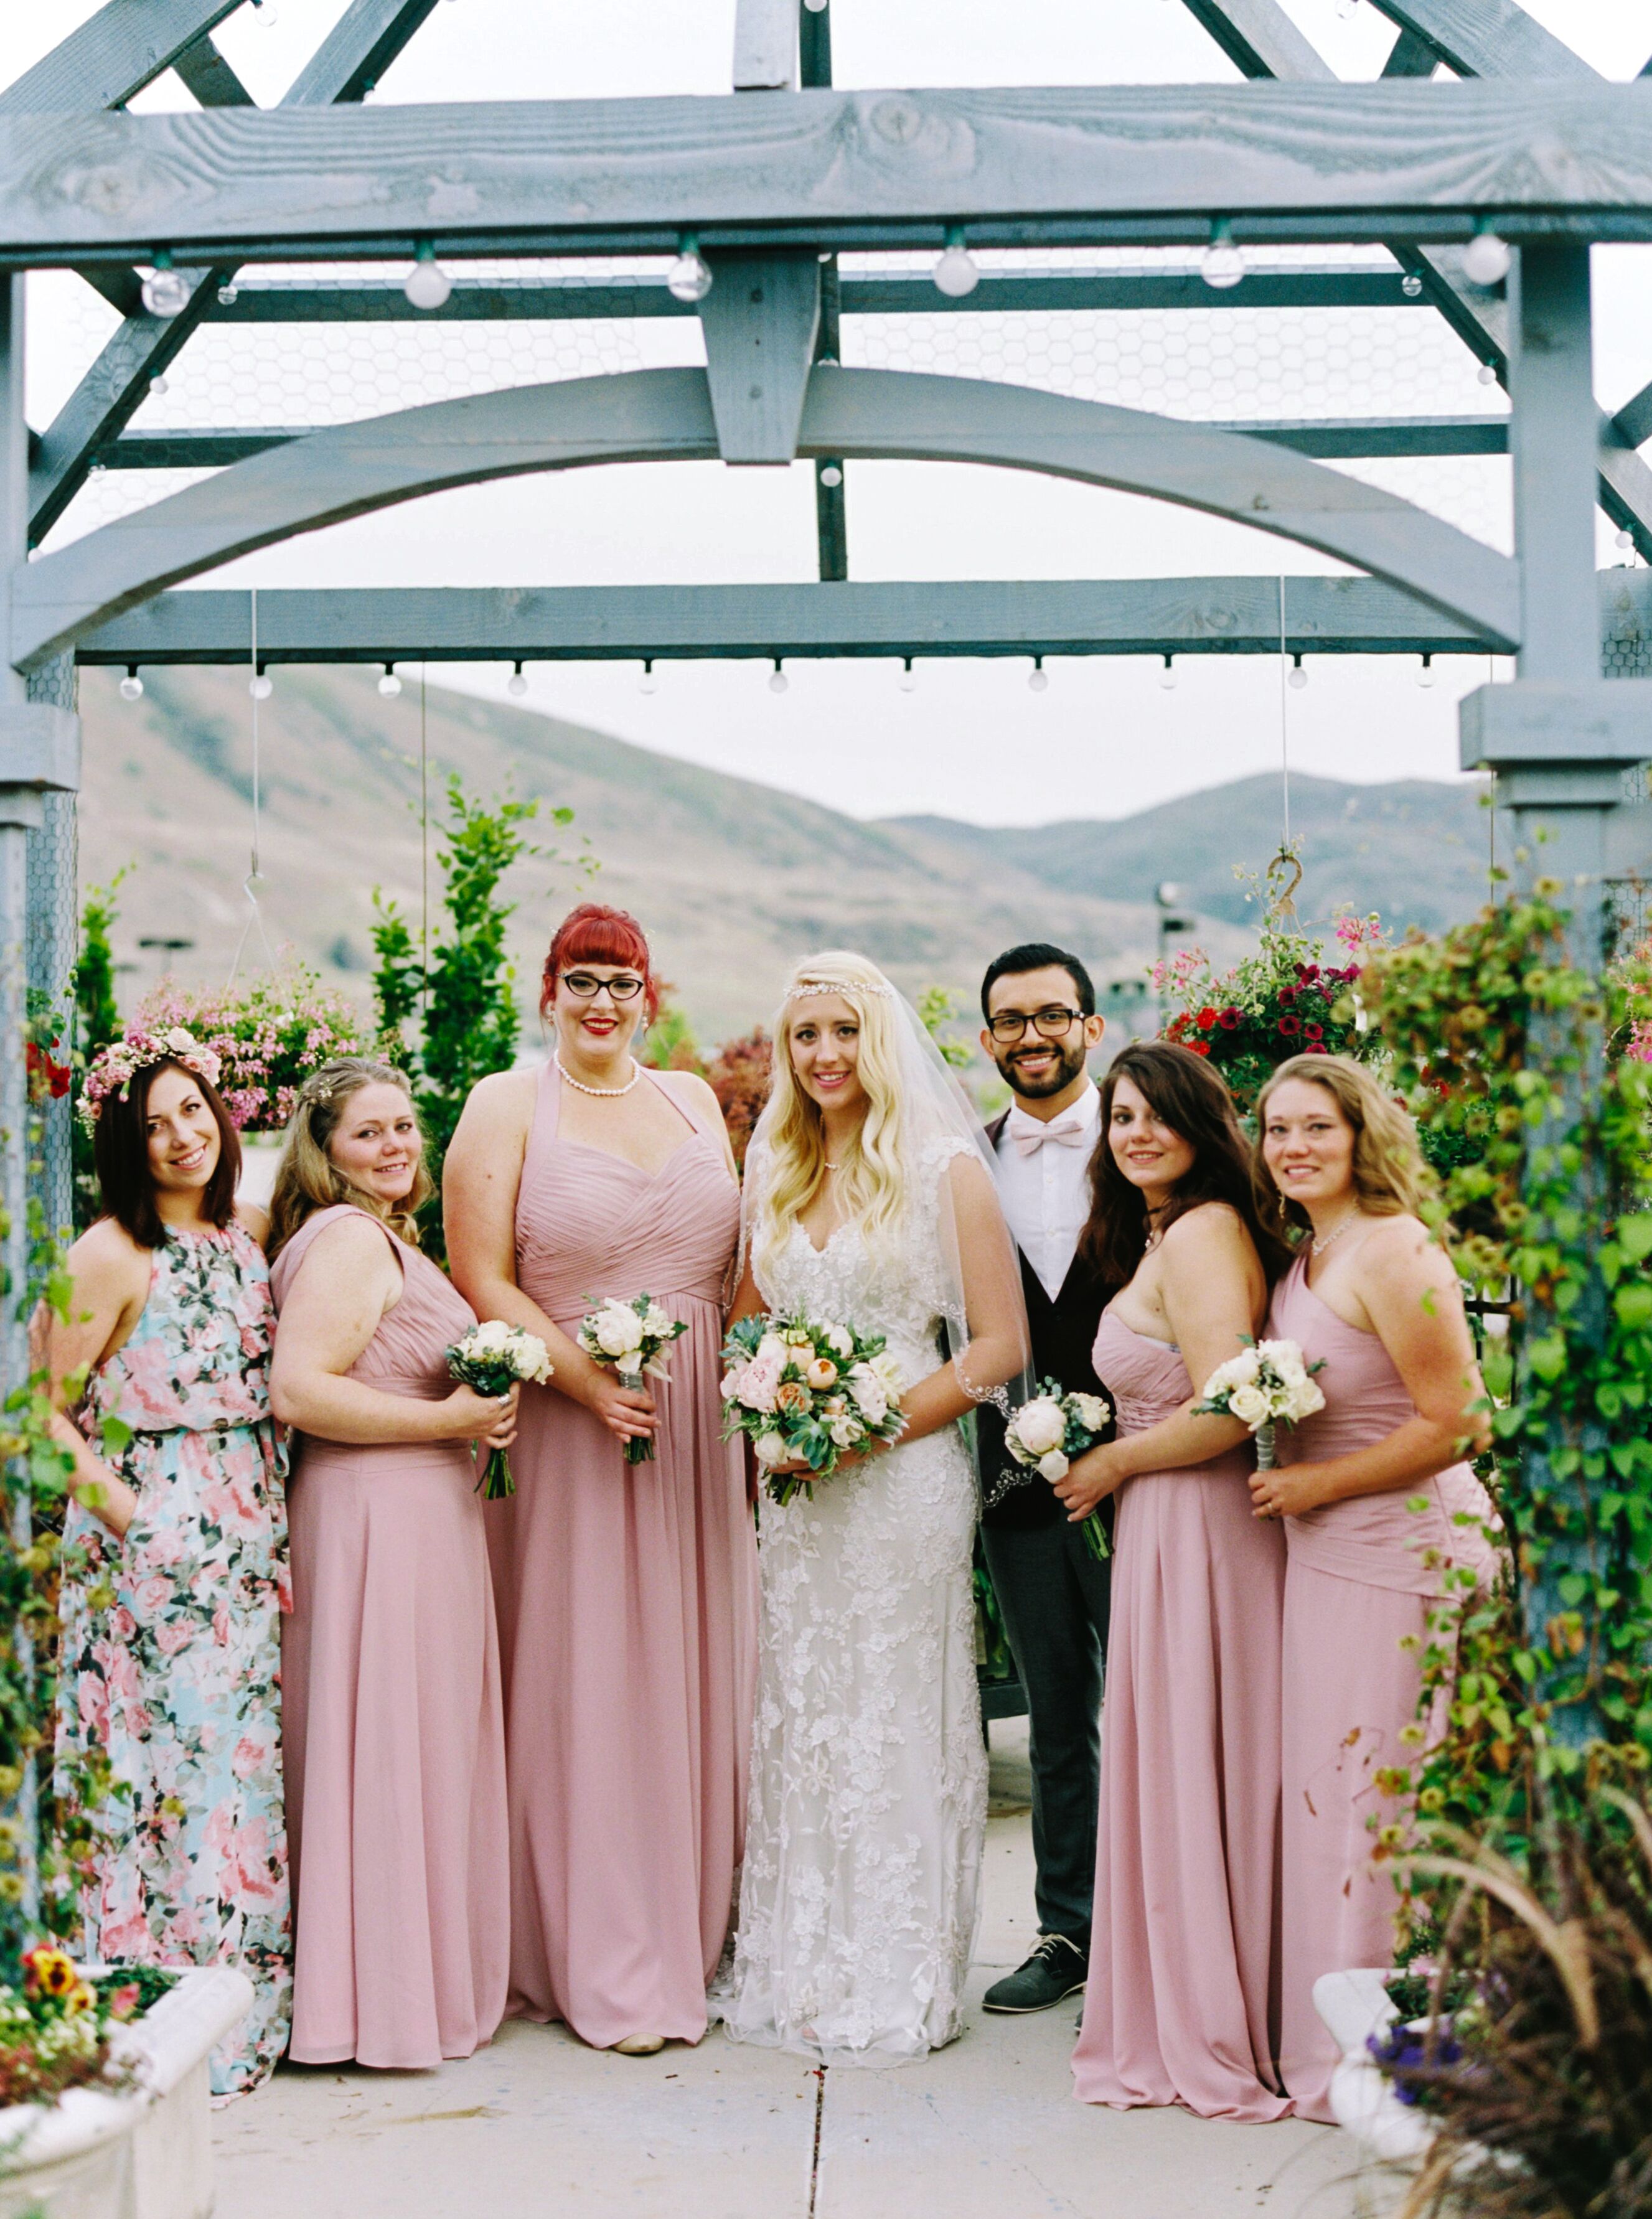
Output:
[1003, 1380, 1114, 1562]
[447, 1321, 554, 1500]
[1196, 1337, 1325, 1476]
[579, 1294, 688, 1465]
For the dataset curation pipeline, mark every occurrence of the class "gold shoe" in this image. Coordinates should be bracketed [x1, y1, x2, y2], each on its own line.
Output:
[614, 2034, 665, 2057]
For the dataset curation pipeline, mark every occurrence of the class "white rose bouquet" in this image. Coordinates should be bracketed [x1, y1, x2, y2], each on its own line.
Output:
[446, 1320, 554, 1500]
[578, 1294, 689, 1465]
[720, 1311, 906, 1507]
[1195, 1337, 1325, 1471]
[1003, 1378, 1115, 1562]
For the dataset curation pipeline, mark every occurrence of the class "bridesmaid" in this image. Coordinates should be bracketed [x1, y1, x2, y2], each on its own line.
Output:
[47, 1033, 291, 2097]
[266, 1058, 514, 2070]
[1252, 1053, 1496, 2123]
[445, 902, 759, 2057]
[1059, 1042, 1295, 2122]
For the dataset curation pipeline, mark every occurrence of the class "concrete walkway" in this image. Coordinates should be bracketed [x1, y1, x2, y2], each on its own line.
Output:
[213, 1727, 1391, 2218]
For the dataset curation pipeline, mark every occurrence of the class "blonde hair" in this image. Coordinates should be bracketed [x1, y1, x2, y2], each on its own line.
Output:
[755, 952, 913, 1277]
[1252, 1053, 1430, 1237]
[266, 1057, 434, 1261]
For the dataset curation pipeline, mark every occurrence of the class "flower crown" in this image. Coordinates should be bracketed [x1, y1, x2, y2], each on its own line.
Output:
[78, 1028, 222, 1135]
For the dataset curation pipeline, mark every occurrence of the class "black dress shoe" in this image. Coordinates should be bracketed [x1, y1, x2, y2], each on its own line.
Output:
[983, 1933, 1089, 2014]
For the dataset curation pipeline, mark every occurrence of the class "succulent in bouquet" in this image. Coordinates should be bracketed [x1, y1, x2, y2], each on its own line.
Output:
[721, 1313, 906, 1506]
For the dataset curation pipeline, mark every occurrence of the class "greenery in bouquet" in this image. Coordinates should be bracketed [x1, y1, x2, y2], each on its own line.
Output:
[578, 1296, 689, 1465]
[1003, 1380, 1114, 1562]
[1154, 908, 1385, 1114]
[721, 1313, 906, 1505]
[135, 964, 372, 1133]
[446, 1321, 553, 1499]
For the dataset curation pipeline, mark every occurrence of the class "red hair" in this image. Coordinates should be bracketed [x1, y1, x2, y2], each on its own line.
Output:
[540, 903, 659, 1024]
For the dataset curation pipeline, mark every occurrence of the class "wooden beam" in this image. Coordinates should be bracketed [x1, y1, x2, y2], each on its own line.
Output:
[8, 364, 1521, 666]
[733, 0, 795, 91]
[1382, 27, 1438, 76]
[0, 0, 243, 114]
[7, 84, 1652, 268]
[171, 35, 254, 108]
[1176, 0, 1336, 83]
[281, 0, 440, 107]
[1615, 377, 1652, 454]
[1364, 1, 1595, 82]
[697, 251, 821, 462]
[72, 575, 1507, 664]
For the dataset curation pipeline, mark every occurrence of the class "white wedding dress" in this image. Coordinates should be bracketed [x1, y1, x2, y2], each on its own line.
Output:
[713, 1137, 988, 2066]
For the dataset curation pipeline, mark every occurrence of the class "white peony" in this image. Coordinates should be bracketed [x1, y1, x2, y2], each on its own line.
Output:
[753, 1430, 789, 1467]
[756, 1332, 788, 1368]
[822, 1323, 853, 1358]
[1036, 1448, 1070, 1483]
[595, 1307, 645, 1358]
[846, 1364, 888, 1425]
[643, 1303, 673, 1339]
[470, 1320, 513, 1354]
[1013, 1397, 1068, 1457]
[720, 1368, 745, 1402]
[1229, 1384, 1269, 1427]
[1285, 1378, 1326, 1423]
[805, 1356, 838, 1391]
[1257, 1338, 1308, 1384]
[868, 1351, 904, 1397]
[739, 1350, 784, 1413]
[1071, 1392, 1111, 1434]
[828, 1415, 862, 1449]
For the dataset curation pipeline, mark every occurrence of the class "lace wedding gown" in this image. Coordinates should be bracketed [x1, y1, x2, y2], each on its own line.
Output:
[713, 1138, 988, 2066]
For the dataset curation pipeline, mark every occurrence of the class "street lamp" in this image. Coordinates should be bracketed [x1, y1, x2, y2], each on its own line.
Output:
[1154, 882, 1195, 1029]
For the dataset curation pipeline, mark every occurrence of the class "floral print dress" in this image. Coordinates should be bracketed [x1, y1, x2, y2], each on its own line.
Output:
[55, 1224, 293, 2098]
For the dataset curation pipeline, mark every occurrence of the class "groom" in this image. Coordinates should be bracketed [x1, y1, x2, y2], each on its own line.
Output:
[976, 942, 1113, 2016]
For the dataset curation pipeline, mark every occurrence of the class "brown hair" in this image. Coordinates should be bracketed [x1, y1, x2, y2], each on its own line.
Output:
[266, 1058, 433, 1262]
[92, 1059, 241, 1248]
[1079, 1040, 1293, 1290]
[1252, 1053, 1430, 1240]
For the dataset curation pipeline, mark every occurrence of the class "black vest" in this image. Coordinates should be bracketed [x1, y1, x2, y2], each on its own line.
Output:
[979, 1110, 1114, 1532]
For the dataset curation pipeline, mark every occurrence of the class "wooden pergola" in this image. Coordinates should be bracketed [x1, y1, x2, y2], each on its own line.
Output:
[2, 0, 1650, 1746]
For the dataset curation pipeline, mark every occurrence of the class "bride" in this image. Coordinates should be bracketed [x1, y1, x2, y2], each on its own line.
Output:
[713, 952, 1031, 2065]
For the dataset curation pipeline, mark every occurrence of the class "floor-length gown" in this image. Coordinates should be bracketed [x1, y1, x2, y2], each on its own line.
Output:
[271, 1204, 509, 2068]
[1072, 1312, 1289, 2121]
[487, 1063, 758, 2048]
[56, 1224, 291, 2099]
[1269, 1255, 1499, 2122]
[713, 1137, 988, 2066]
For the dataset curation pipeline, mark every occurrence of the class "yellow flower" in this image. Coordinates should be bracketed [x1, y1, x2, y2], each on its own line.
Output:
[22, 1946, 76, 1999]
[65, 1981, 96, 2015]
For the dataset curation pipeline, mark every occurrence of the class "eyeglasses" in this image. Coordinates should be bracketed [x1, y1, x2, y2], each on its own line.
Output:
[987, 1005, 1085, 1043]
[560, 970, 645, 1002]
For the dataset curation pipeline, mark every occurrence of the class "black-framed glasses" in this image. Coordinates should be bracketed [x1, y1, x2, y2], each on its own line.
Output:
[987, 1005, 1084, 1043]
[560, 970, 645, 1002]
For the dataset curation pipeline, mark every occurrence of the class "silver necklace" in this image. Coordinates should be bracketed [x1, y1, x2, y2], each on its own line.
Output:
[554, 1048, 642, 1099]
[1310, 1207, 1361, 1257]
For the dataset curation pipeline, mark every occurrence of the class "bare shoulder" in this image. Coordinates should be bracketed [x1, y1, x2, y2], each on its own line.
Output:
[1359, 1211, 1451, 1274]
[453, 1064, 537, 1143]
[235, 1201, 271, 1247]
[67, 1215, 150, 1292]
[1161, 1199, 1249, 1257]
[654, 1067, 721, 1119]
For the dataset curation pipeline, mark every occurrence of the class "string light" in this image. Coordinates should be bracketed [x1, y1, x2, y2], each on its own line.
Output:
[249, 669, 273, 701]
[1401, 273, 1423, 298]
[666, 235, 713, 304]
[1201, 218, 1244, 291]
[403, 243, 453, 312]
[149, 373, 168, 396]
[217, 283, 238, 306]
[897, 658, 918, 693]
[119, 667, 143, 701]
[251, 0, 278, 22]
[1287, 654, 1308, 691]
[1478, 362, 1498, 387]
[1463, 225, 1511, 288]
[1417, 654, 1435, 689]
[803, 0, 829, 11]
[378, 665, 403, 697]
[1028, 657, 1048, 693]
[141, 256, 189, 319]
[507, 661, 528, 697]
[1158, 655, 1177, 691]
[819, 463, 843, 487]
[932, 227, 980, 299]
[639, 660, 659, 695]
[769, 659, 789, 695]
[1616, 528, 1635, 551]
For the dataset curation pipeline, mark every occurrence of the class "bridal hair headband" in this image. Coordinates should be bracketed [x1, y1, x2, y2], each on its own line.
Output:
[786, 979, 896, 1001]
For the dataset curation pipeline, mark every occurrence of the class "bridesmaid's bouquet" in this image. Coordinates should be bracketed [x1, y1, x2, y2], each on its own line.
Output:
[578, 1294, 689, 1464]
[1004, 1379, 1115, 1562]
[446, 1321, 554, 1500]
[720, 1313, 906, 1506]
[1196, 1337, 1325, 1471]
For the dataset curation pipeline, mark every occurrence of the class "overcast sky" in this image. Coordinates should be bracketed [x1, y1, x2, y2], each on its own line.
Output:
[9, 1, 1652, 828]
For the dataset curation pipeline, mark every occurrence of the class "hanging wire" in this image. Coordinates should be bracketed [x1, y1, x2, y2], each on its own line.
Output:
[1488, 652, 1497, 884]
[1277, 575, 1292, 848]
[420, 662, 429, 1016]
[228, 585, 276, 982]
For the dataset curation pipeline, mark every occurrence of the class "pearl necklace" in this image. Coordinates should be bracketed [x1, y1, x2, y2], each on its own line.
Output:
[554, 1049, 642, 1099]
[1310, 1207, 1361, 1257]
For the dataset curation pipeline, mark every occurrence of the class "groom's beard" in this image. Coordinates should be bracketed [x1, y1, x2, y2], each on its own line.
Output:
[995, 1035, 1089, 1102]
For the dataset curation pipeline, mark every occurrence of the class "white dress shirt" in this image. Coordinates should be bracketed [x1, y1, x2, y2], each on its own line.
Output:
[992, 1081, 1101, 1304]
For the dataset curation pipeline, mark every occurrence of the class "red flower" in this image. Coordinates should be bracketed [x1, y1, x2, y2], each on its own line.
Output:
[1196, 1008, 1219, 1031]
[1279, 984, 1299, 1005]
[1167, 1013, 1190, 1039]
[1296, 963, 1321, 983]
[1217, 1007, 1241, 1030]
[1305, 1043, 1330, 1055]
[1186, 1039, 1212, 1057]
[1277, 1015, 1302, 1036]
[1305, 1023, 1324, 1041]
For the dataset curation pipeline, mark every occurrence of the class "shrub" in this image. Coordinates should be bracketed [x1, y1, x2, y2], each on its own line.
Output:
[706, 1030, 772, 1170]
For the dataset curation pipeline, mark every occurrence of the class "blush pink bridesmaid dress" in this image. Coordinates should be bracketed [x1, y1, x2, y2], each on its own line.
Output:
[1267, 1254, 1498, 2123]
[1072, 1311, 1290, 2122]
[486, 1063, 759, 2050]
[272, 1204, 509, 2068]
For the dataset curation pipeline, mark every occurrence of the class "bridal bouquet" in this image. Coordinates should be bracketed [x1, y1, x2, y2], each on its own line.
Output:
[720, 1313, 906, 1506]
[1195, 1338, 1325, 1471]
[578, 1294, 689, 1464]
[446, 1321, 553, 1500]
[1004, 1380, 1115, 1562]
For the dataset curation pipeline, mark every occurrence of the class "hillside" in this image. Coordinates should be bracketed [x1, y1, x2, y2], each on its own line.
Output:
[80, 665, 1219, 1046]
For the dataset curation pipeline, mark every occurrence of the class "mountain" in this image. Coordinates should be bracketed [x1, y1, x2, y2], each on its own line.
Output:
[80, 664, 1232, 1046]
[888, 772, 1516, 937]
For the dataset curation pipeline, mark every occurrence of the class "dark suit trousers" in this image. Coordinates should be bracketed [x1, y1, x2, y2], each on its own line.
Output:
[982, 1516, 1112, 1947]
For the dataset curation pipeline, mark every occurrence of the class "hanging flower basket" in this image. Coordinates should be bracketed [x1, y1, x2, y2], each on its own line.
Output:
[135, 964, 375, 1133]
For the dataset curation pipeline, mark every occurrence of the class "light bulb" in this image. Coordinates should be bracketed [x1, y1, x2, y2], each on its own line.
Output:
[1478, 362, 1498, 387]
[639, 662, 659, 695]
[804, 0, 828, 11]
[119, 671, 143, 701]
[1616, 528, 1635, 550]
[666, 240, 713, 304]
[249, 672, 273, 701]
[932, 231, 980, 299]
[1028, 661, 1048, 693]
[1401, 273, 1423, 299]
[898, 660, 918, 693]
[149, 373, 168, 396]
[378, 668, 402, 697]
[819, 463, 843, 488]
[253, 0, 278, 22]
[404, 255, 452, 312]
[1463, 229, 1511, 288]
[1287, 658, 1308, 691]
[769, 662, 789, 695]
[141, 265, 190, 318]
[507, 665, 528, 697]
[217, 283, 238, 306]
[1417, 656, 1435, 689]
[1158, 657, 1176, 691]
[1201, 222, 1244, 291]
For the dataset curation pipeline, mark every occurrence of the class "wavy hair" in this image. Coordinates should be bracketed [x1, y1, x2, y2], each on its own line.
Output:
[1252, 1052, 1430, 1239]
[266, 1057, 433, 1261]
[754, 952, 913, 1279]
[1080, 1040, 1293, 1289]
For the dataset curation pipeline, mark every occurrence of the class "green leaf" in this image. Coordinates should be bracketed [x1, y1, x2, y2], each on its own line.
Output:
[1614, 1282, 1652, 1332]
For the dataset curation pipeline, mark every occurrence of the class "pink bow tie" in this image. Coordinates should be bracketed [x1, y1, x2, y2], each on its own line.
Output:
[1010, 1112, 1090, 1158]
